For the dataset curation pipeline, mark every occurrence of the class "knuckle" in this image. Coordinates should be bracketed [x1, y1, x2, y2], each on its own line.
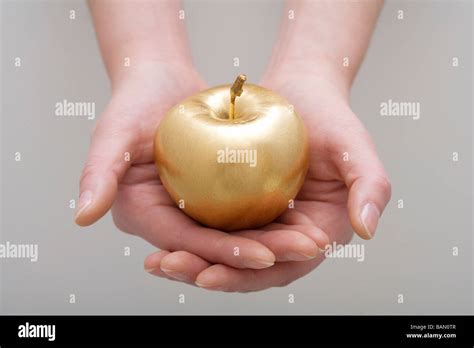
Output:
[79, 160, 100, 189]
[211, 234, 231, 254]
[373, 174, 392, 198]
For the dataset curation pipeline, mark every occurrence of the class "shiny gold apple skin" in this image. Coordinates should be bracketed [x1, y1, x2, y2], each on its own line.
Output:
[154, 83, 309, 231]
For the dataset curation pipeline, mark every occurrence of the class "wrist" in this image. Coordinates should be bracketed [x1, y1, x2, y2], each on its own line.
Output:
[108, 60, 206, 113]
[262, 55, 354, 100]
[109, 57, 197, 92]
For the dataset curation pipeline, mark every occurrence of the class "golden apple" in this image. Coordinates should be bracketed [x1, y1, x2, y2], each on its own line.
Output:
[154, 75, 309, 231]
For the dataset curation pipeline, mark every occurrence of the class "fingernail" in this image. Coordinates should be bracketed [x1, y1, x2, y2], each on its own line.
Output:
[243, 249, 275, 269]
[284, 250, 317, 261]
[195, 273, 223, 290]
[75, 190, 93, 221]
[195, 281, 224, 291]
[195, 281, 211, 288]
[145, 268, 156, 273]
[244, 259, 274, 269]
[160, 267, 188, 282]
[360, 202, 380, 239]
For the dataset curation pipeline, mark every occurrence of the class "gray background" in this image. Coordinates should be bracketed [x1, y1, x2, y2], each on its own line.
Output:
[1, 0, 472, 314]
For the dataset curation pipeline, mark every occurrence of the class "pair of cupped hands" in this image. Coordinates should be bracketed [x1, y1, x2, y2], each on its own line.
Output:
[75, 60, 391, 292]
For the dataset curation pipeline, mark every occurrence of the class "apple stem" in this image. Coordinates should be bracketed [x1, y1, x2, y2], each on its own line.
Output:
[229, 74, 247, 120]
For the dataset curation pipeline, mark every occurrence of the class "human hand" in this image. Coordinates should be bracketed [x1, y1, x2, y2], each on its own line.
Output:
[142, 61, 391, 292]
[76, 62, 331, 287]
[83, 0, 388, 294]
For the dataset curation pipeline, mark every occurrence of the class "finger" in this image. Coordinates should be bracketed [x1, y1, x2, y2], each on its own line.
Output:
[334, 116, 392, 239]
[129, 204, 276, 270]
[273, 210, 332, 248]
[75, 108, 138, 226]
[144, 250, 200, 284]
[144, 250, 174, 279]
[233, 227, 321, 262]
[288, 224, 330, 251]
[195, 255, 325, 292]
[159, 251, 211, 284]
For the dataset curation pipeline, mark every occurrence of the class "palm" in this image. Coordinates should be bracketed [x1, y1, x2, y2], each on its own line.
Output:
[108, 73, 361, 293]
[268, 123, 353, 247]
[110, 67, 210, 242]
[265, 76, 359, 246]
[112, 80, 351, 242]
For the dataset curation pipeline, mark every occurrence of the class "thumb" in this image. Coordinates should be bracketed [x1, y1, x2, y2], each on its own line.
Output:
[336, 120, 392, 240]
[75, 113, 137, 226]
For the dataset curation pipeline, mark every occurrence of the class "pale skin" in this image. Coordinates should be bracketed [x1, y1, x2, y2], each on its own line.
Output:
[79, 0, 390, 292]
